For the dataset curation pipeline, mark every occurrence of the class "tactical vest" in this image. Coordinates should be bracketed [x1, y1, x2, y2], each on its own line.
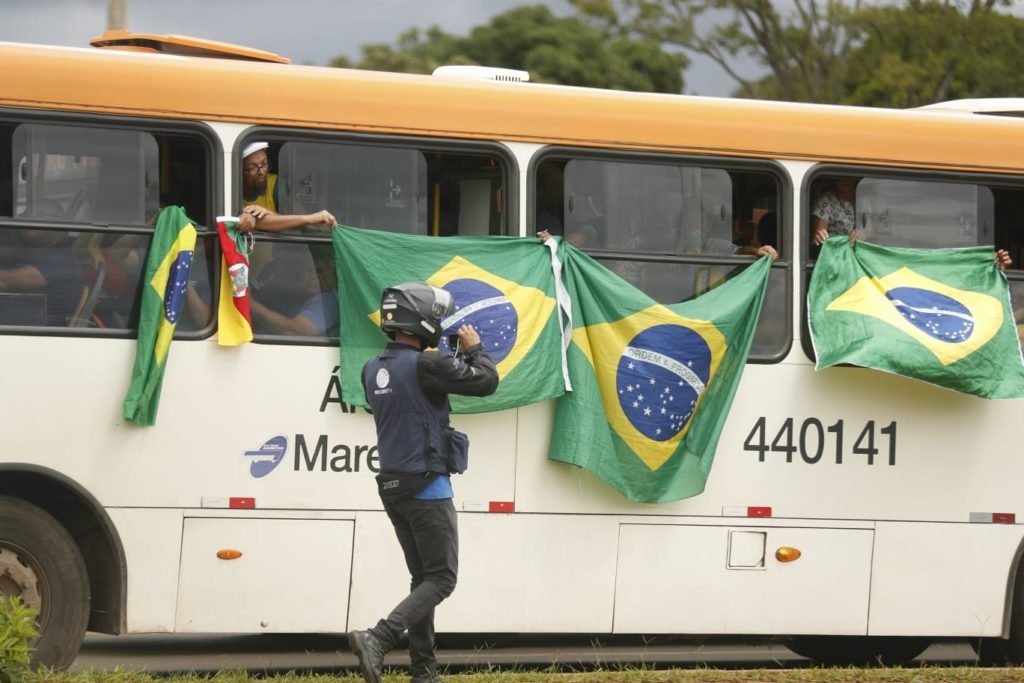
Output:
[363, 345, 450, 475]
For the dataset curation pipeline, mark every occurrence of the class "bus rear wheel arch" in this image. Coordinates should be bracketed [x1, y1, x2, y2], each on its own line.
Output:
[0, 495, 90, 670]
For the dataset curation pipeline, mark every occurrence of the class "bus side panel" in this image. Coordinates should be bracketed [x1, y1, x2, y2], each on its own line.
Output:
[444, 513, 619, 632]
[613, 524, 873, 635]
[868, 522, 1024, 637]
[348, 512, 620, 633]
[174, 517, 353, 632]
[106, 507, 183, 633]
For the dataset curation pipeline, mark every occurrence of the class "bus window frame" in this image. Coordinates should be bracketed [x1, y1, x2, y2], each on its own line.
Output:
[235, 127, 519, 347]
[529, 147, 793, 364]
[799, 163, 1024, 363]
[0, 108, 222, 340]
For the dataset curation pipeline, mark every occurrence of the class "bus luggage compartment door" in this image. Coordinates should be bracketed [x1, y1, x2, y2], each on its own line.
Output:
[613, 523, 873, 635]
[175, 517, 354, 632]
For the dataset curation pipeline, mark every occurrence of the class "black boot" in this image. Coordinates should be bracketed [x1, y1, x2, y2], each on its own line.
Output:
[348, 629, 387, 683]
[410, 670, 444, 683]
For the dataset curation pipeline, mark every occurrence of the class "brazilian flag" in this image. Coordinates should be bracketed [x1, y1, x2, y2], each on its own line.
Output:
[332, 226, 568, 413]
[123, 206, 197, 426]
[809, 237, 1024, 399]
[549, 247, 772, 503]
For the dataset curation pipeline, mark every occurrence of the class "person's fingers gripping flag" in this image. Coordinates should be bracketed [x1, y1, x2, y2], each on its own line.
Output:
[123, 206, 197, 426]
[809, 236, 1024, 399]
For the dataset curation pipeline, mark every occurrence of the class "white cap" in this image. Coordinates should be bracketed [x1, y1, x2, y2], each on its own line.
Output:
[242, 141, 269, 159]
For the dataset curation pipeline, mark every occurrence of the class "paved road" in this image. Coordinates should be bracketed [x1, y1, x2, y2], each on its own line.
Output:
[70, 634, 980, 675]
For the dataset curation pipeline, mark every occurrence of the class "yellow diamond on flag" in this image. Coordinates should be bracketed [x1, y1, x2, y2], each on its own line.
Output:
[573, 303, 726, 472]
[826, 267, 1003, 366]
[368, 256, 555, 381]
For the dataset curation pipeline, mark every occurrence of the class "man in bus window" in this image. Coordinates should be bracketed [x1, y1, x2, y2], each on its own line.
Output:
[238, 141, 336, 233]
[348, 282, 498, 683]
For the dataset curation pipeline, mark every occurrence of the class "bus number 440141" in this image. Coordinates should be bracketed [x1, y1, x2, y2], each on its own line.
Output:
[743, 418, 897, 466]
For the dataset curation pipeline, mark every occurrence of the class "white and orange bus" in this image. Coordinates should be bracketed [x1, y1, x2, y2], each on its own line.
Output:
[2, 31, 1024, 670]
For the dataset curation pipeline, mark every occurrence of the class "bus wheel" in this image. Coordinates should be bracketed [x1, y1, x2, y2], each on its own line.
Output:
[0, 496, 90, 670]
[974, 556, 1024, 665]
[971, 638, 1012, 665]
[787, 635, 931, 666]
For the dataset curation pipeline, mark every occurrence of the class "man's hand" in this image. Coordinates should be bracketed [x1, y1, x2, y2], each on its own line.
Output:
[306, 209, 337, 227]
[238, 205, 269, 233]
[457, 324, 481, 348]
[996, 249, 1012, 271]
[756, 245, 779, 262]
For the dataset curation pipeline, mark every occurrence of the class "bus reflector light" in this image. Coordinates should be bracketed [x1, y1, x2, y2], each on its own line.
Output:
[489, 501, 515, 513]
[723, 506, 772, 517]
[775, 547, 801, 562]
[217, 549, 243, 560]
[229, 497, 256, 509]
[970, 512, 1016, 524]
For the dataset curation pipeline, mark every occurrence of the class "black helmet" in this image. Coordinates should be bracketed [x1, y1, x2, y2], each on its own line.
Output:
[380, 282, 454, 348]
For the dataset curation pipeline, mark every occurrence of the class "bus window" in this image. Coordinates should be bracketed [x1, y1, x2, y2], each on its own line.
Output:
[275, 141, 507, 237]
[542, 155, 788, 360]
[241, 137, 509, 343]
[13, 124, 159, 225]
[0, 121, 213, 332]
[855, 178, 995, 249]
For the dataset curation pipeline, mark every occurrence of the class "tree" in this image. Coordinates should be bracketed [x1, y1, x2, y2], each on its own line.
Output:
[571, 0, 1024, 105]
[842, 1, 1024, 107]
[572, 0, 860, 102]
[329, 5, 686, 94]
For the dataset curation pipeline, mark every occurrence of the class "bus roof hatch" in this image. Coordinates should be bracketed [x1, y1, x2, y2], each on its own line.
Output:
[89, 30, 290, 64]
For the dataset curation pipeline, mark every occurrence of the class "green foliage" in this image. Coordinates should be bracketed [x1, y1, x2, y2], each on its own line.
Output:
[572, 0, 859, 102]
[328, 5, 685, 93]
[571, 0, 1024, 105]
[842, 1, 1024, 107]
[0, 595, 38, 683]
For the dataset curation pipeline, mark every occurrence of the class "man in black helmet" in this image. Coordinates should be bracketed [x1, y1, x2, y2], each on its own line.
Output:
[348, 282, 498, 683]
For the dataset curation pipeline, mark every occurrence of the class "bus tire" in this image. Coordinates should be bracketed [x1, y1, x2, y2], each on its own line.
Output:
[787, 635, 931, 666]
[0, 496, 90, 670]
[974, 554, 1024, 665]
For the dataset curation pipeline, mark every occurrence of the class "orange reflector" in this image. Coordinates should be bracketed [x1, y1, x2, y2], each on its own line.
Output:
[775, 547, 801, 562]
[217, 549, 243, 560]
[229, 497, 256, 509]
[489, 501, 515, 513]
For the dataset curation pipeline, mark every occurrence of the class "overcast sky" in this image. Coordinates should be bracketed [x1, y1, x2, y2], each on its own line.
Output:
[0, 0, 738, 96]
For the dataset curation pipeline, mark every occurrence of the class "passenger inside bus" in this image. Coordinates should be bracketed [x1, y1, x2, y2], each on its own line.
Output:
[757, 211, 778, 250]
[0, 199, 84, 326]
[811, 176, 858, 246]
[248, 244, 338, 336]
[535, 160, 565, 234]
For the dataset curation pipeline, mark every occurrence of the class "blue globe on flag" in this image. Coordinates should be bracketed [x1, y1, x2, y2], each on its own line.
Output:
[886, 286, 974, 343]
[616, 324, 711, 442]
[440, 278, 518, 363]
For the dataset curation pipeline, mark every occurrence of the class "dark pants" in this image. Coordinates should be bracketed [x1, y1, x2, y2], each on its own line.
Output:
[372, 496, 458, 676]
